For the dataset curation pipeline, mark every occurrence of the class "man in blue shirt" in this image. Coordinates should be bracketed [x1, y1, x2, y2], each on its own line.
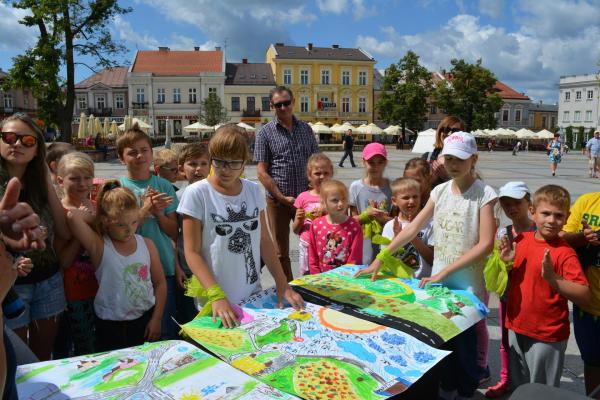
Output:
[585, 130, 600, 178]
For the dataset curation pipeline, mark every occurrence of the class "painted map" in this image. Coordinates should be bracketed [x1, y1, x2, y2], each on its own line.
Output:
[181, 288, 448, 400]
[291, 265, 488, 346]
[16, 340, 295, 399]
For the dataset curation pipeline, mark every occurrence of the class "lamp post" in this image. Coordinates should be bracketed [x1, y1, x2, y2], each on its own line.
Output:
[165, 117, 172, 149]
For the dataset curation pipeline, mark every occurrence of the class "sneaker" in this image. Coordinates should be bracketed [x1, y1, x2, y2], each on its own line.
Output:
[478, 366, 491, 385]
[484, 380, 510, 398]
[338, 164, 344, 168]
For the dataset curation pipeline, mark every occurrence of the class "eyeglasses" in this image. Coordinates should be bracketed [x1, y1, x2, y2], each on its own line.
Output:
[159, 166, 178, 173]
[0, 132, 37, 148]
[272, 100, 292, 109]
[443, 127, 461, 134]
[211, 158, 244, 170]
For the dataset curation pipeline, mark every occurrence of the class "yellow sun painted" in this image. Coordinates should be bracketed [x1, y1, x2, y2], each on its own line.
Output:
[318, 308, 385, 333]
[288, 310, 312, 321]
[179, 392, 202, 400]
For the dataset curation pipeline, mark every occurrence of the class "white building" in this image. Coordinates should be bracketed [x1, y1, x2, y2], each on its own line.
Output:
[558, 73, 600, 130]
[128, 47, 225, 137]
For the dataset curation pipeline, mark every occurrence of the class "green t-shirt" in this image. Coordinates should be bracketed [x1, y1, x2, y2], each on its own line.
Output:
[120, 175, 178, 276]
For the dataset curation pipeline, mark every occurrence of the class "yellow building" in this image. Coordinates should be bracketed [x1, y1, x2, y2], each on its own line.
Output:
[266, 42, 376, 126]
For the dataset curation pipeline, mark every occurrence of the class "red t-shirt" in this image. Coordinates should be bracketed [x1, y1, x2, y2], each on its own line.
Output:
[308, 215, 363, 274]
[506, 232, 588, 342]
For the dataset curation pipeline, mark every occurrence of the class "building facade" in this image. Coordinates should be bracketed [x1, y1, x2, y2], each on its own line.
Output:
[558, 73, 600, 131]
[224, 61, 275, 127]
[128, 47, 225, 137]
[528, 101, 558, 131]
[0, 68, 38, 120]
[494, 81, 531, 130]
[266, 43, 376, 125]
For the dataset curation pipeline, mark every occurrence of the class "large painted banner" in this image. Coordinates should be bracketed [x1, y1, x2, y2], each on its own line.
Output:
[181, 288, 449, 400]
[16, 340, 295, 399]
[291, 265, 488, 346]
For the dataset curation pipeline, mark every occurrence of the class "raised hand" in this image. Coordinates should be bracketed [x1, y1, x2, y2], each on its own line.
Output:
[541, 249, 557, 284]
[498, 235, 515, 263]
[582, 220, 600, 245]
[0, 177, 44, 251]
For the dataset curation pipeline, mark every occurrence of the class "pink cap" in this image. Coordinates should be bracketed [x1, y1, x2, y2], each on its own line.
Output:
[362, 142, 387, 160]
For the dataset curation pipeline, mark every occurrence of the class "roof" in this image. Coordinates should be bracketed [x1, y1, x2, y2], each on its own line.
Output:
[75, 67, 128, 89]
[493, 81, 530, 100]
[530, 102, 558, 112]
[0, 69, 7, 79]
[131, 50, 223, 75]
[225, 63, 275, 85]
[271, 43, 375, 62]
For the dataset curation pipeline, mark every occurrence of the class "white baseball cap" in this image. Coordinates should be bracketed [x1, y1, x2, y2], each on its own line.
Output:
[440, 131, 478, 160]
[498, 181, 530, 199]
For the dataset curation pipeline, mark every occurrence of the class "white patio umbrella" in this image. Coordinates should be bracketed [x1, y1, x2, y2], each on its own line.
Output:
[87, 115, 95, 137]
[110, 120, 119, 137]
[536, 129, 555, 139]
[119, 117, 150, 132]
[515, 128, 536, 139]
[78, 113, 88, 139]
[213, 123, 226, 131]
[383, 125, 401, 135]
[357, 123, 383, 135]
[494, 128, 516, 139]
[412, 129, 436, 153]
[330, 123, 341, 132]
[124, 115, 132, 131]
[183, 122, 214, 133]
[472, 129, 488, 138]
[102, 117, 110, 138]
[237, 122, 256, 132]
[333, 122, 355, 134]
[310, 122, 331, 134]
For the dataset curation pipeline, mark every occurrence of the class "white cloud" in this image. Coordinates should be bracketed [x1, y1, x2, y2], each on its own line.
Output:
[0, 4, 37, 51]
[316, 0, 376, 20]
[478, 0, 503, 18]
[316, 0, 347, 14]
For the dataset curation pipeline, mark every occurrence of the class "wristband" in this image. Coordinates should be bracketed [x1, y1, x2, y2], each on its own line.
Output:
[185, 276, 227, 318]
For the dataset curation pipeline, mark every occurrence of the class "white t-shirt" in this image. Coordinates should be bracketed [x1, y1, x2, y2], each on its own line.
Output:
[381, 217, 434, 279]
[430, 179, 497, 300]
[177, 179, 264, 304]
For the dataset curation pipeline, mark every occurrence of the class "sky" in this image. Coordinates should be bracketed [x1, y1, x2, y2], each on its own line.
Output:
[1, 0, 599, 104]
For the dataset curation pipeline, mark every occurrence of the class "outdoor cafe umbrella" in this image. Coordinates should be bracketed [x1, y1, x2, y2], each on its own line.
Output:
[383, 125, 401, 135]
[536, 129, 555, 140]
[515, 128, 536, 139]
[102, 117, 110, 138]
[183, 122, 214, 133]
[78, 113, 88, 139]
[357, 123, 383, 135]
[110, 120, 119, 137]
[310, 122, 331, 134]
[87, 115, 95, 138]
[94, 117, 103, 137]
[119, 117, 150, 132]
[333, 122, 355, 134]
[237, 122, 256, 132]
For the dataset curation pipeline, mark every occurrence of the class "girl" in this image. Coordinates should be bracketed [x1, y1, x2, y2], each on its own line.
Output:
[293, 154, 333, 275]
[308, 180, 362, 274]
[357, 131, 497, 400]
[421, 116, 465, 188]
[547, 133, 564, 176]
[178, 124, 303, 330]
[66, 180, 166, 351]
[0, 113, 70, 361]
[55, 152, 98, 355]
[349, 142, 392, 265]
[484, 182, 534, 398]
[403, 158, 433, 205]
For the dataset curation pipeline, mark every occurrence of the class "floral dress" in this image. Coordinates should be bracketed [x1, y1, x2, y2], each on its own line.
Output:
[548, 140, 562, 163]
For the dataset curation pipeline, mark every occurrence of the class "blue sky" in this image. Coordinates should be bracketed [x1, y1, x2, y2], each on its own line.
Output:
[1, 0, 599, 103]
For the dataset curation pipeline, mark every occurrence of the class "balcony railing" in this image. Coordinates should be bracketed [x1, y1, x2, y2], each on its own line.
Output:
[242, 109, 261, 117]
[132, 102, 148, 109]
[87, 107, 112, 116]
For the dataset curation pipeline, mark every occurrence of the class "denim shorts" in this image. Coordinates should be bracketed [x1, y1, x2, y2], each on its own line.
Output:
[5, 271, 66, 330]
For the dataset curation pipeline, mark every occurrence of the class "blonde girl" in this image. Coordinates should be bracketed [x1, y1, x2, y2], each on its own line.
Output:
[403, 158, 433, 205]
[292, 153, 334, 275]
[67, 180, 166, 351]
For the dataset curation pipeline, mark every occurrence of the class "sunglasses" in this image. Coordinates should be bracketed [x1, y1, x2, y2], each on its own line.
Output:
[0, 132, 38, 148]
[211, 158, 244, 170]
[272, 100, 292, 109]
[159, 166, 178, 173]
[443, 127, 461, 134]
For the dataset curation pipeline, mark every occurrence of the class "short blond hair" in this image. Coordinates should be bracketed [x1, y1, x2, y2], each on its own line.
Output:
[154, 148, 178, 168]
[320, 179, 348, 202]
[390, 177, 421, 197]
[95, 179, 139, 235]
[306, 153, 334, 178]
[116, 123, 152, 158]
[57, 152, 95, 178]
[533, 184, 570, 212]
[209, 124, 249, 162]
[178, 142, 209, 166]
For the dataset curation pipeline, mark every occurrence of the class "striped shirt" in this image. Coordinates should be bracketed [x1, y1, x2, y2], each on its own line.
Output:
[254, 116, 319, 198]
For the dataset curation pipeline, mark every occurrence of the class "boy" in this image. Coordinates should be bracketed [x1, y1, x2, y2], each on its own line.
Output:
[381, 178, 434, 279]
[174, 143, 210, 323]
[117, 125, 179, 339]
[500, 184, 590, 389]
[154, 148, 180, 184]
[46, 142, 74, 185]
[561, 191, 600, 396]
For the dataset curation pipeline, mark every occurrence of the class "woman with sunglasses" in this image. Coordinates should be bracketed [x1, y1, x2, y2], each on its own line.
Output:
[0, 113, 70, 361]
[421, 116, 465, 188]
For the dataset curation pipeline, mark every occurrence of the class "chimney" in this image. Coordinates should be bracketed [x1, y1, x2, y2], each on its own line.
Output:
[215, 46, 221, 51]
[332, 44, 339, 48]
[275, 42, 284, 46]
[242, 58, 248, 64]
[194, 46, 199, 51]
[158, 46, 169, 51]
[307, 42, 313, 51]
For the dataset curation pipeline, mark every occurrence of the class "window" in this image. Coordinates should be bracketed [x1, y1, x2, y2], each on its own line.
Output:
[321, 70, 330, 85]
[515, 109, 521, 122]
[283, 69, 292, 85]
[173, 120, 182, 136]
[563, 111, 569, 122]
[300, 70, 309, 85]
[262, 96, 270, 111]
[576, 91, 582, 100]
[551, 117, 556, 127]
[359, 71, 367, 85]
[342, 71, 350, 85]
[231, 97, 240, 112]
[246, 96, 255, 111]
[564, 91, 570, 101]
[574, 110, 581, 121]
[300, 96, 309, 113]
[77, 95, 87, 110]
[157, 88, 165, 103]
[342, 97, 350, 113]
[96, 96, 105, 110]
[189, 88, 197, 103]
[115, 94, 124, 109]
[158, 120, 166, 135]
[502, 109, 509, 121]
[588, 90, 594, 100]
[3, 94, 12, 109]
[136, 88, 145, 103]
[430, 105, 437, 114]
[173, 88, 181, 103]
[208, 87, 217, 96]
[358, 97, 366, 113]
[586, 110, 593, 121]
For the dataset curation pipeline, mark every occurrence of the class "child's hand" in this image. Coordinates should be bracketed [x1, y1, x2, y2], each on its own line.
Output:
[419, 270, 448, 288]
[354, 259, 383, 281]
[212, 298, 239, 329]
[393, 217, 402, 236]
[295, 207, 306, 222]
[15, 256, 32, 277]
[582, 220, 600, 245]
[150, 192, 174, 215]
[277, 284, 305, 310]
[366, 207, 384, 219]
[498, 235, 515, 263]
[175, 265, 187, 290]
[144, 316, 161, 341]
[541, 249, 558, 286]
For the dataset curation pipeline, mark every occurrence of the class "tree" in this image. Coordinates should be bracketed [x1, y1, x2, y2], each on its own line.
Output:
[433, 58, 503, 131]
[377, 51, 432, 142]
[3, 1, 131, 142]
[198, 94, 229, 127]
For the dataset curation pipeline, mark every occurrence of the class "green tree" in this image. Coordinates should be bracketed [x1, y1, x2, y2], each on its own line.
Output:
[198, 94, 229, 127]
[3, 1, 131, 142]
[565, 126, 573, 148]
[433, 58, 503, 131]
[577, 126, 585, 150]
[377, 50, 432, 142]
